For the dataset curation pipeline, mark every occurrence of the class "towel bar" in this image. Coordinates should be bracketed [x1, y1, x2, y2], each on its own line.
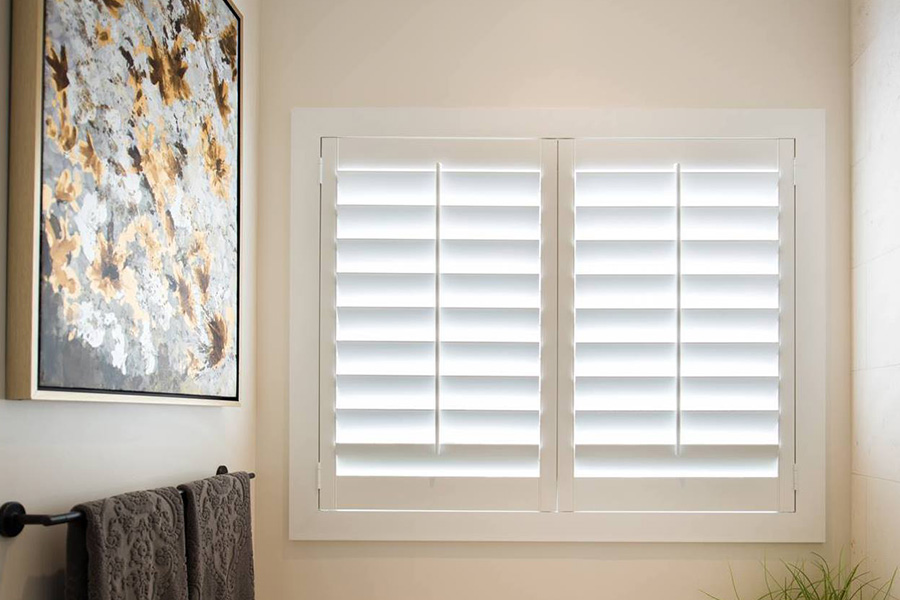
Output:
[0, 466, 255, 538]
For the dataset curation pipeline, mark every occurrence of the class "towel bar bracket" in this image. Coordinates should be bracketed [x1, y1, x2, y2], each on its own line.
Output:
[0, 467, 255, 538]
[0, 502, 26, 538]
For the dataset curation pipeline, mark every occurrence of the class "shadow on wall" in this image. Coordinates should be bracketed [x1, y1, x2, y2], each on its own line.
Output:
[21, 571, 64, 600]
[0, 540, 64, 599]
[0, 536, 65, 600]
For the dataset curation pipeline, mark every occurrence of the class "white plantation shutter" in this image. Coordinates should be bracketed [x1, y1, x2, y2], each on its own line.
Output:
[565, 139, 795, 512]
[317, 133, 795, 515]
[319, 138, 557, 511]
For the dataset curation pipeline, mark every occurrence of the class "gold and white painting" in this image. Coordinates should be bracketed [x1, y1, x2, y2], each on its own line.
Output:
[30, 0, 240, 401]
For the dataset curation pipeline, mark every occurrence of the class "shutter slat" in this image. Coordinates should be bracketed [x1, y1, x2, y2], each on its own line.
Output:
[337, 240, 435, 273]
[336, 444, 540, 478]
[575, 172, 676, 207]
[680, 410, 779, 446]
[338, 170, 435, 205]
[441, 376, 540, 411]
[575, 411, 677, 445]
[680, 343, 779, 377]
[681, 172, 779, 207]
[338, 205, 435, 239]
[576, 241, 676, 275]
[441, 342, 540, 377]
[681, 241, 779, 275]
[681, 376, 778, 411]
[337, 273, 435, 308]
[576, 207, 676, 240]
[336, 375, 434, 410]
[336, 341, 434, 376]
[441, 410, 540, 445]
[681, 207, 779, 241]
[681, 309, 779, 343]
[337, 307, 434, 341]
[576, 275, 676, 309]
[442, 274, 540, 308]
[441, 308, 540, 343]
[575, 377, 676, 411]
[442, 206, 540, 240]
[576, 309, 676, 343]
[575, 445, 779, 478]
[441, 171, 540, 206]
[576, 343, 676, 377]
[441, 240, 540, 275]
[681, 275, 779, 309]
[336, 409, 435, 444]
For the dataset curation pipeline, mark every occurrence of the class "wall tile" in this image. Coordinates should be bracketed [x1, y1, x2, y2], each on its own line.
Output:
[865, 248, 900, 368]
[866, 477, 900, 585]
[851, 474, 868, 566]
[853, 365, 900, 481]
[864, 17, 900, 160]
[852, 45, 871, 167]
[853, 0, 900, 593]
[853, 265, 867, 370]
[853, 15, 900, 172]
[853, 193, 900, 266]
[852, 0, 900, 64]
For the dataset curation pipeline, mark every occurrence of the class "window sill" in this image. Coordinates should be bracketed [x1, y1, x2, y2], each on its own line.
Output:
[289, 504, 825, 543]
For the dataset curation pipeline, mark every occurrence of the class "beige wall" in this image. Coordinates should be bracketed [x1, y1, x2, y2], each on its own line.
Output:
[851, 0, 900, 585]
[0, 0, 259, 598]
[257, 1, 851, 599]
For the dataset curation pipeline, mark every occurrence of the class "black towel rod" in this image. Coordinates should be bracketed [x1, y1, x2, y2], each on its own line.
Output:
[0, 465, 255, 538]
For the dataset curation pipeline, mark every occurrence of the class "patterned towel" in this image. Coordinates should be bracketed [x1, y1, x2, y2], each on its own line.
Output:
[178, 473, 254, 600]
[66, 487, 189, 600]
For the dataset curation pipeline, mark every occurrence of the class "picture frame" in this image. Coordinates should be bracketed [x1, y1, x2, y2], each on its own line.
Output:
[7, 0, 242, 405]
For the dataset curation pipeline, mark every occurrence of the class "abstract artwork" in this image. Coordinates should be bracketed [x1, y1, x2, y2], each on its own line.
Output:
[7, 0, 240, 403]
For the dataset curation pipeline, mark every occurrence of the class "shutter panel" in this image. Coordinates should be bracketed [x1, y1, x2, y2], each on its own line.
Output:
[569, 139, 794, 512]
[321, 138, 552, 511]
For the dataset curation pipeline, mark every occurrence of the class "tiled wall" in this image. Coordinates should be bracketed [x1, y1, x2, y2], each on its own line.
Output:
[851, 0, 900, 584]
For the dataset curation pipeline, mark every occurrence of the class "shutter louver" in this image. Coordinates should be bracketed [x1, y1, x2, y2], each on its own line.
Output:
[323, 138, 549, 511]
[570, 139, 793, 512]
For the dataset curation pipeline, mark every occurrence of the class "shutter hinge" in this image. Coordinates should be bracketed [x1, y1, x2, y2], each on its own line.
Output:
[792, 156, 801, 187]
[319, 157, 324, 185]
[317, 463, 322, 490]
[792, 464, 799, 491]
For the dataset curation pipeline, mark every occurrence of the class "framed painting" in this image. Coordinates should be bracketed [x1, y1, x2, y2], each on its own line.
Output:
[7, 0, 241, 404]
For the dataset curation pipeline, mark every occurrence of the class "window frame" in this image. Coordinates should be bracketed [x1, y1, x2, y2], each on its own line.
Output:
[289, 108, 826, 542]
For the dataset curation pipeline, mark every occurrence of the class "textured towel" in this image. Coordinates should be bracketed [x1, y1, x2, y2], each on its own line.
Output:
[178, 473, 254, 600]
[65, 487, 188, 600]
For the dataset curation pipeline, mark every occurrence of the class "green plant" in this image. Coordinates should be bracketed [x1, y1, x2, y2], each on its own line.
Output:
[704, 553, 896, 600]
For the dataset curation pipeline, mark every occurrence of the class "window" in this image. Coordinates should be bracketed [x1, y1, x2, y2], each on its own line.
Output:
[290, 109, 825, 542]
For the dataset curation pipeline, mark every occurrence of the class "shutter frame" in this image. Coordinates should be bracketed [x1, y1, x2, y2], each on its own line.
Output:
[290, 108, 824, 542]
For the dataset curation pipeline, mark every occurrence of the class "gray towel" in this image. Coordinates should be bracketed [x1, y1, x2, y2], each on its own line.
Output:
[65, 487, 189, 600]
[178, 473, 254, 600]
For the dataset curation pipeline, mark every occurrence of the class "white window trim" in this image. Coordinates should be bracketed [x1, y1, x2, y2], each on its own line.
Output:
[289, 108, 826, 542]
